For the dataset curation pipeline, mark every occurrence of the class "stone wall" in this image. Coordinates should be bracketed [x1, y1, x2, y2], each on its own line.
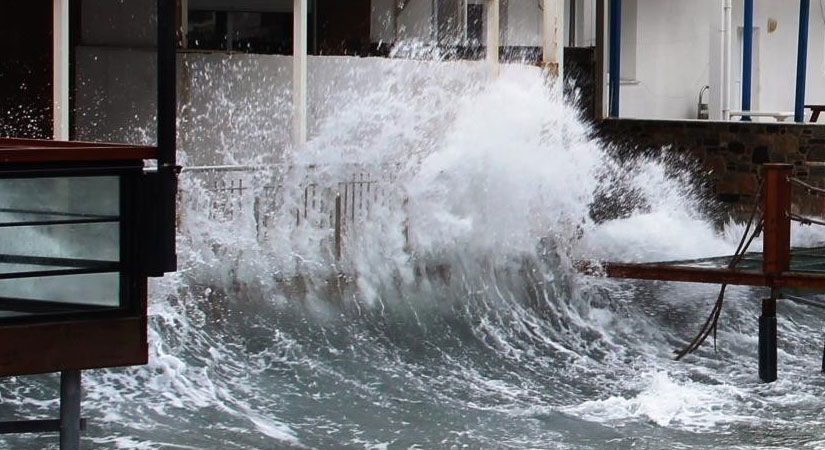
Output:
[596, 118, 825, 215]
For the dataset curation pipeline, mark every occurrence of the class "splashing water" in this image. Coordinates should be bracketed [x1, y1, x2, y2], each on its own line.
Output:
[2, 56, 825, 450]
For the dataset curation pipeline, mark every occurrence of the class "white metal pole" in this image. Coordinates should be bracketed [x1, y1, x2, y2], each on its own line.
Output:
[53, 0, 70, 140]
[293, 0, 308, 147]
[542, 0, 564, 79]
[486, 0, 500, 79]
[722, 0, 732, 120]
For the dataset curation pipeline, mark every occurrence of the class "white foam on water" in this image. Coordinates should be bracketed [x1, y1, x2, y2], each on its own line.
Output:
[561, 371, 752, 431]
[5, 53, 824, 449]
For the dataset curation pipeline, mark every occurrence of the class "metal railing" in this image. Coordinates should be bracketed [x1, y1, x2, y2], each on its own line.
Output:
[184, 164, 396, 260]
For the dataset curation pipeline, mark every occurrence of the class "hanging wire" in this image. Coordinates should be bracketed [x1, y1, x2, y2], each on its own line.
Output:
[789, 212, 825, 227]
[674, 178, 765, 360]
[789, 177, 825, 197]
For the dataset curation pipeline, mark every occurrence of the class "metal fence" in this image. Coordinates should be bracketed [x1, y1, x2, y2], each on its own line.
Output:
[183, 165, 395, 259]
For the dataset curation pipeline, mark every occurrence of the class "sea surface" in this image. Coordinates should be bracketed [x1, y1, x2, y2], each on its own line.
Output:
[2, 57, 825, 450]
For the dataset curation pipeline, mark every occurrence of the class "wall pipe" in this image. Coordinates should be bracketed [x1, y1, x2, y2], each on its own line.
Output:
[795, 0, 811, 123]
[608, 0, 621, 117]
[722, 0, 732, 121]
[741, 0, 753, 120]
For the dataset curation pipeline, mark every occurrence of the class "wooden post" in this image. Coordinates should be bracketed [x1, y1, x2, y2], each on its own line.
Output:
[760, 163, 792, 383]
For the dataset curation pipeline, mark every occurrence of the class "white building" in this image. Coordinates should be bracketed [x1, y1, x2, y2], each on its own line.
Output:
[369, 0, 825, 122]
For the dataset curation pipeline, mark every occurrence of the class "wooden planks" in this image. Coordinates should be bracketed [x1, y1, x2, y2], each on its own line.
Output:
[0, 138, 156, 163]
[582, 261, 825, 291]
[0, 316, 148, 377]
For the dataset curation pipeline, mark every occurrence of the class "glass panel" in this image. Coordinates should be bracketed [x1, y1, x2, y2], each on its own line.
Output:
[0, 176, 121, 316]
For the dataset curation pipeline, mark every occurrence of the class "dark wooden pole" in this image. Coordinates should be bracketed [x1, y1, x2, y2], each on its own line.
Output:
[760, 163, 792, 382]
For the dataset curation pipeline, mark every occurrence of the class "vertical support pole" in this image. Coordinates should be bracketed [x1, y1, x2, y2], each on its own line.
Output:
[486, 0, 500, 79]
[759, 296, 778, 382]
[722, 0, 732, 121]
[178, 0, 189, 49]
[569, 0, 577, 47]
[608, 0, 621, 117]
[293, 0, 308, 147]
[157, 0, 178, 273]
[542, 0, 564, 79]
[595, 0, 606, 120]
[760, 163, 792, 383]
[53, 0, 70, 140]
[794, 0, 811, 123]
[741, 0, 753, 120]
[59, 370, 81, 450]
[334, 194, 342, 261]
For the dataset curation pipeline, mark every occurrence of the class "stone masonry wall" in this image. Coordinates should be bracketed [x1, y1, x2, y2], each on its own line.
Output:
[596, 119, 825, 215]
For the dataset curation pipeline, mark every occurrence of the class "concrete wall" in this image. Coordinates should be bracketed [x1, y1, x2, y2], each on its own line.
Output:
[598, 118, 825, 212]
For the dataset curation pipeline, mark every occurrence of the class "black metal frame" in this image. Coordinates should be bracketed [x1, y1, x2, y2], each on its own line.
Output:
[0, 160, 148, 325]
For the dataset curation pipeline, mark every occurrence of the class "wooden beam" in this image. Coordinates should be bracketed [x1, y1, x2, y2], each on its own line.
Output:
[0, 316, 147, 377]
[763, 164, 792, 275]
[581, 261, 825, 291]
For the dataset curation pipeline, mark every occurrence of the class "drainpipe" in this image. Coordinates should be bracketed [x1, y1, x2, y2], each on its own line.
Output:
[795, 0, 811, 123]
[608, 0, 621, 117]
[741, 0, 753, 120]
[487, 0, 500, 79]
[293, 0, 308, 147]
[722, 0, 732, 121]
[542, 0, 563, 79]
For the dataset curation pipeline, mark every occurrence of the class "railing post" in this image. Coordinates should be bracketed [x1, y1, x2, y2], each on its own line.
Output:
[334, 194, 342, 261]
[760, 163, 792, 382]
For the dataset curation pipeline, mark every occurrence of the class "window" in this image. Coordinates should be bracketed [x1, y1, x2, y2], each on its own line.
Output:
[467, 3, 484, 46]
[0, 176, 123, 317]
[187, 0, 301, 54]
[188, 10, 294, 53]
[620, 0, 637, 81]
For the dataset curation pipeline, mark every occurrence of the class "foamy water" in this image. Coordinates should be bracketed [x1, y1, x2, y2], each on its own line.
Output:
[1, 56, 825, 450]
